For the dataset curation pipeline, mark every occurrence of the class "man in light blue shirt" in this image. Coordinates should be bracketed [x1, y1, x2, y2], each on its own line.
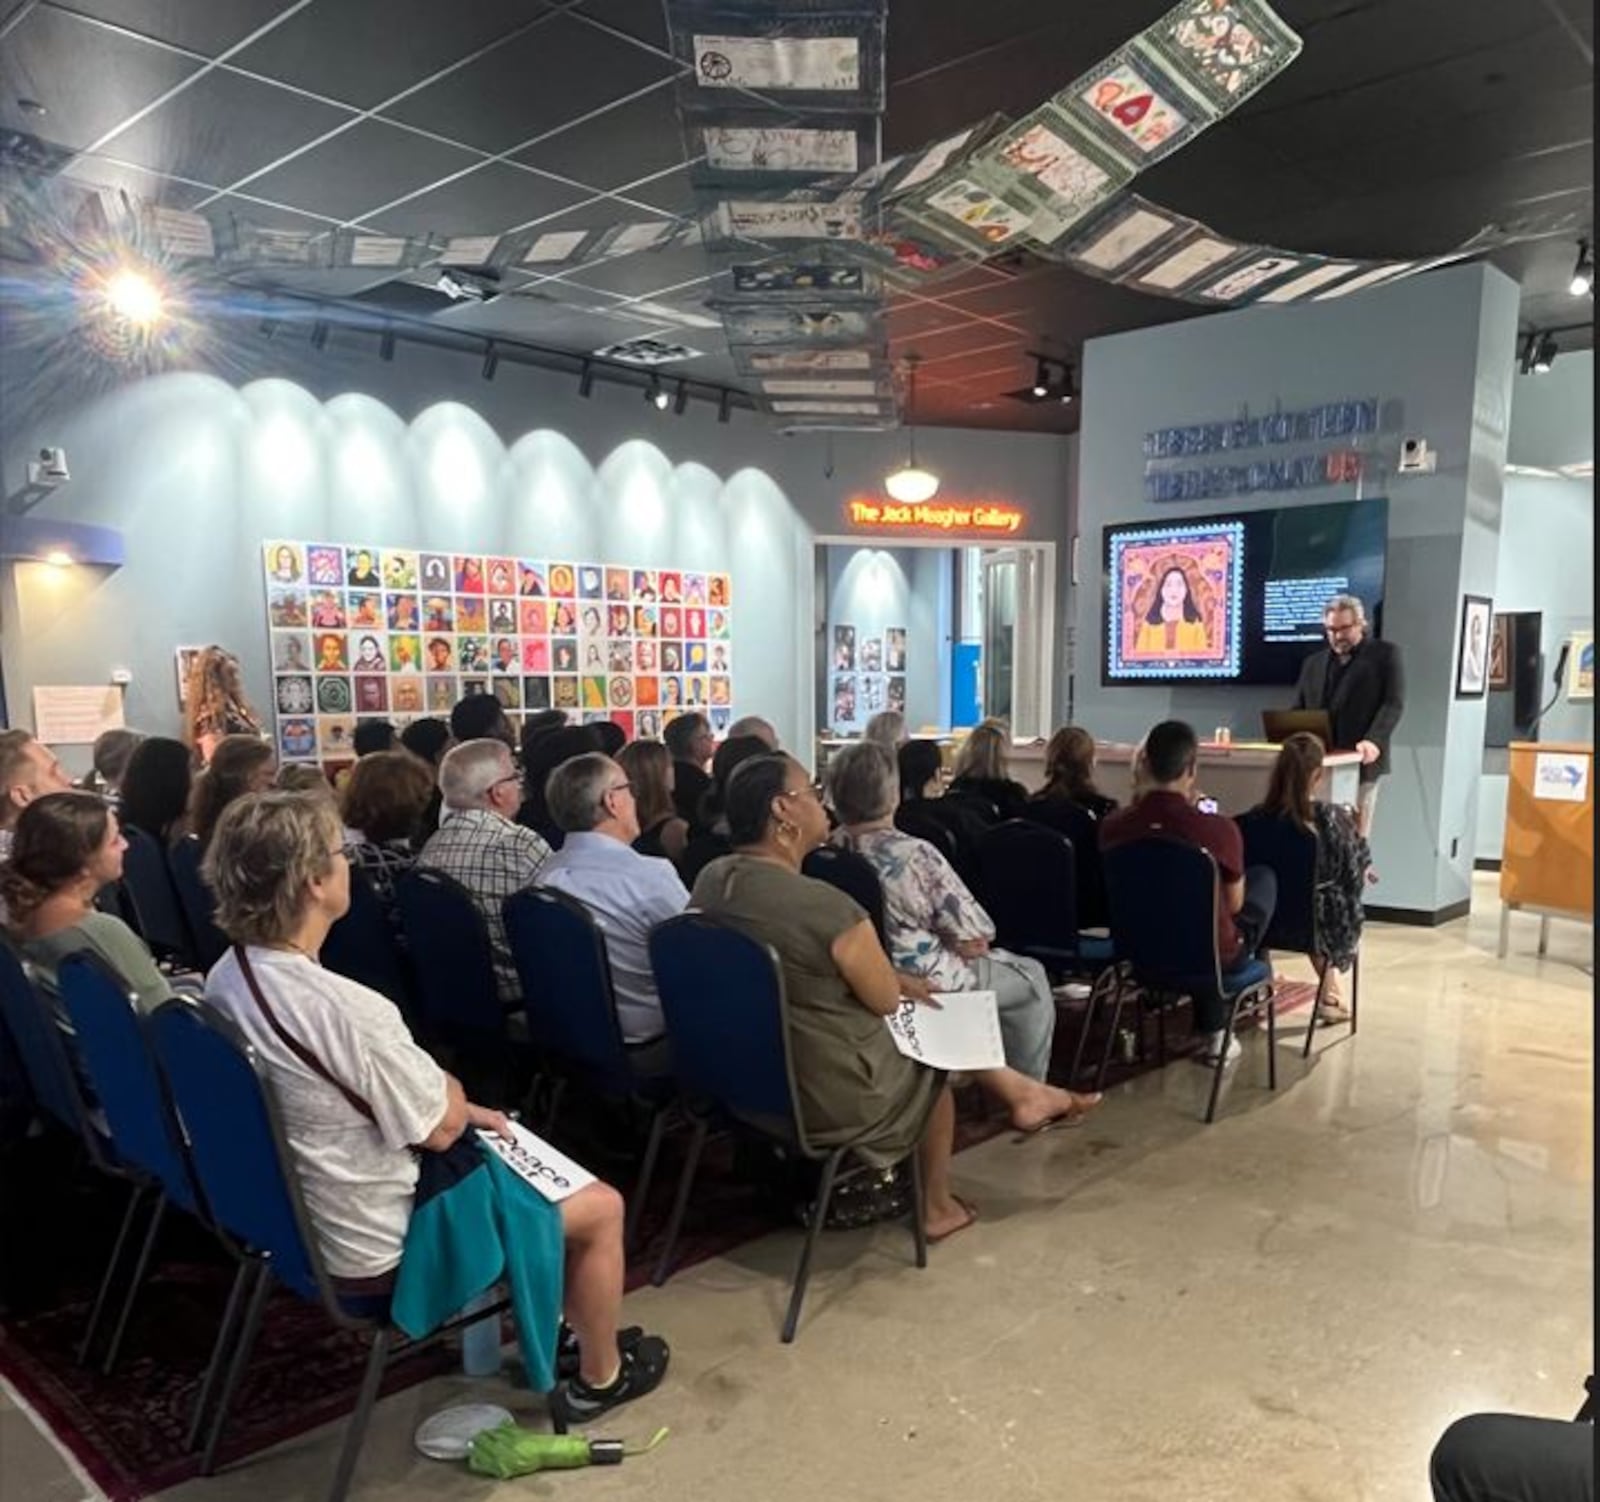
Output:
[536, 753, 688, 1060]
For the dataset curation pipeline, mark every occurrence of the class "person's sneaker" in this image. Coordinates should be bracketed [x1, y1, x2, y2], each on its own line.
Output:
[550, 1334, 670, 1426]
[1193, 1032, 1243, 1066]
[554, 1322, 644, 1380]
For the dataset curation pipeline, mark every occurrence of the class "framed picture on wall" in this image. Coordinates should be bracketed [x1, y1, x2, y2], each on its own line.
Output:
[1569, 631, 1594, 701]
[1488, 614, 1510, 690]
[1455, 595, 1492, 699]
[174, 645, 205, 708]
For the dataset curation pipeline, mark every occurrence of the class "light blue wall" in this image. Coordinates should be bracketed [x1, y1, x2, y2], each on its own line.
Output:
[0, 327, 1074, 767]
[1473, 351, 1596, 860]
[1072, 262, 1521, 919]
[823, 544, 952, 733]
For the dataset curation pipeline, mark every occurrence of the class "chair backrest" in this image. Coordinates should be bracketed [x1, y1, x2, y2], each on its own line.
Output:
[801, 846, 886, 945]
[0, 941, 110, 1164]
[1021, 797, 1108, 928]
[394, 867, 504, 1034]
[149, 996, 326, 1305]
[320, 866, 413, 1011]
[56, 952, 197, 1215]
[901, 797, 988, 890]
[893, 802, 959, 867]
[504, 888, 632, 1086]
[648, 913, 803, 1143]
[978, 819, 1079, 953]
[1102, 838, 1223, 994]
[167, 836, 229, 972]
[1236, 810, 1318, 955]
[120, 825, 195, 963]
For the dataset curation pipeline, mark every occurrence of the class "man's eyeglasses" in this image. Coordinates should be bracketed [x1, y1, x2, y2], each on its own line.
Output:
[601, 780, 633, 803]
[491, 773, 521, 793]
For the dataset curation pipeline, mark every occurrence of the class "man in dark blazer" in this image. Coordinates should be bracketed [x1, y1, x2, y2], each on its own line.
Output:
[1292, 593, 1404, 835]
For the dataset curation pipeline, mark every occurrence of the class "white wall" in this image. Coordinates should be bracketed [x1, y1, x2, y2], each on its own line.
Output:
[0, 323, 1075, 769]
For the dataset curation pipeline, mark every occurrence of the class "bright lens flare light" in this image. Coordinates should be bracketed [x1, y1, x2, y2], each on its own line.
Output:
[43, 550, 74, 568]
[103, 268, 165, 327]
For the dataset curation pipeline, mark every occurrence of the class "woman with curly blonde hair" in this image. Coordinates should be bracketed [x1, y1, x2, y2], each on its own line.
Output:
[183, 646, 264, 764]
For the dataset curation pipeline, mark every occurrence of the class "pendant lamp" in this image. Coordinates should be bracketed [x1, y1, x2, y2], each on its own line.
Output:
[884, 355, 939, 503]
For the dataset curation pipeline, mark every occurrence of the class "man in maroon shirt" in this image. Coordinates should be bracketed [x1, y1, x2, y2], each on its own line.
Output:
[1100, 720, 1277, 1063]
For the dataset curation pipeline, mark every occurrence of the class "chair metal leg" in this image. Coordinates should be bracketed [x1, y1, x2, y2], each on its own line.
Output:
[186, 1256, 256, 1452]
[201, 1258, 274, 1475]
[1066, 970, 1104, 1086]
[1203, 997, 1242, 1125]
[1301, 965, 1331, 1060]
[650, 1115, 709, 1287]
[1094, 975, 1129, 1093]
[323, 1326, 392, 1502]
[625, 1107, 669, 1254]
[781, 1149, 844, 1344]
[1264, 991, 1278, 1091]
[907, 1148, 928, 1271]
[102, 1195, 168, 1374]
[79, 1182, 149, 1367]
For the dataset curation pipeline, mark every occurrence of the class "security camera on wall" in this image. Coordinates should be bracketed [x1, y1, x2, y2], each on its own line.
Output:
[26, 447, 69, 486]
[1397, 436, 1435, 474]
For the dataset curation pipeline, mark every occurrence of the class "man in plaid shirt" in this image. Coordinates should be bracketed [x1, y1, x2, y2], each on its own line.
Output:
[417, 738, 550, 1005]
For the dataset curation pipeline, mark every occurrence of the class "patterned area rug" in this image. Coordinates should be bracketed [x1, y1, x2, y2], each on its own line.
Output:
[0, 978, 1318, 1501]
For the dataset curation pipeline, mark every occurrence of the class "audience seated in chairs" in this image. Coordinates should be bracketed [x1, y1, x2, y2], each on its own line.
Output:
[1, 793, 169, 1018]
[199, 791, 668, 1422]
[725, 715, 779, 750]
[863, 711, 907, 752]
[1023, 725, 1117, 927]
[947, 723, 1030, 823]
[664, 713, 715, 831]
[1100, 720, 1277, 1065]
[0, 729, 74, 870]
[351, 719, 396, 757]
[825, 743, 1100, 1133]
[689, 753, 975, 1244]
[339, 751, 435, 924]
[517, 725, 601, 850]
[79, 728, 143, 806]
[400, 716, 454, 838]
[618, 740, 690, 865]
[895, 739, 987, 884]
[118, 735, 195, 847]
[186, 736, 277, 854]
[534, 753, 687, 1074]
[449, 691, 516, 752]
[417, 740, 550, 1007]
[674, 735, 771, 888]
[1244, 732, 1372, 1023]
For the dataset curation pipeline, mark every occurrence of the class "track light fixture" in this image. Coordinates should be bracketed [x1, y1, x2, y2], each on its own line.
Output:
[673, 379, 689, 416]
[1031, 358, 1050, 398]
[379, 326, 395, 362]
[481, 342, 498, 380]
[1058, 363, 1077, 404]
[309, 319, 328, 351]
[717, 389, 732, 424]
[1533, 332, 1558, 373]
[1570, 239, 1593, 298]
[578, 360, 594, 399]
[645, 374, 670, 410]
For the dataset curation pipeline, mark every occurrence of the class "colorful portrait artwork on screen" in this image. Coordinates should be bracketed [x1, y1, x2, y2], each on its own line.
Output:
[1107, 521, 1244, 679]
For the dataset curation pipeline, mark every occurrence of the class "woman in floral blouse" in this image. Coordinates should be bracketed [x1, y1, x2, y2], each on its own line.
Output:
[826, 742, 1101, 1131]
[1248, 732, 1373, 1021]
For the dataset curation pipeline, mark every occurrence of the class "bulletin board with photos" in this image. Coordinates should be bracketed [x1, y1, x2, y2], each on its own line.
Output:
[828, 622, 908, 730]
[261, 541, 734, 767]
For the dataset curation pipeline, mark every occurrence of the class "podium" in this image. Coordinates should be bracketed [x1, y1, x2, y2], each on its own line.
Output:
[1498, 741, 1594, 958]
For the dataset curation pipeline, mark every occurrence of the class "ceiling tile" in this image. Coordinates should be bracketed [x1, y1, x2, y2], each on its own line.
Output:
[511, 84, 687, 192]
[207, 193, 341, 233]
[229, 0, 554, 110]
[57, 153, 210, 210]
[103, 69, 354, 192]
[558, 241, 711, 298]
[60, 0, 301, 57]
[381, 14, 680, 155]
[619, 164, 698, 216]
[243, 120, 482, 222]
[364, 161, 588, 237]
[570, 0, 674, 54]
[0, 7, 201, 152]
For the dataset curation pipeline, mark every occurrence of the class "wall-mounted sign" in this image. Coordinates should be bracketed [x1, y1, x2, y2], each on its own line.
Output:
[845, 497, 1026, 534]
[1142, 396, 1379, 502]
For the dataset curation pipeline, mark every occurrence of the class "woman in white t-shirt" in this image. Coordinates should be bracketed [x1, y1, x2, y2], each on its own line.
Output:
[201, 791, 669, 1424]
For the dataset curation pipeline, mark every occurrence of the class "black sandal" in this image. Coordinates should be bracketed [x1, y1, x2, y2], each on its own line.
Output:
[550, 1334, 671, 1425]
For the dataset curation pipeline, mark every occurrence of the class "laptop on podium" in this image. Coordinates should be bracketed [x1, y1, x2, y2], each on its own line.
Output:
[1261, 709, 1334, 749]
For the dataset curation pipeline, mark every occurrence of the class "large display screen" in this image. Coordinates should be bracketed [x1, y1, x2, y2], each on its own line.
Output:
[1102, 497, 1387, 686]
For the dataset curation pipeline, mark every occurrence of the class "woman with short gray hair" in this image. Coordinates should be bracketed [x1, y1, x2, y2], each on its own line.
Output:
[826, 743, 1100, 1132]
[862, 710, 906, 752]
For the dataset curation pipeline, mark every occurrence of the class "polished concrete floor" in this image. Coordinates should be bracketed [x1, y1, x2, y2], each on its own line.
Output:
[4, 877, 1591, 1502]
